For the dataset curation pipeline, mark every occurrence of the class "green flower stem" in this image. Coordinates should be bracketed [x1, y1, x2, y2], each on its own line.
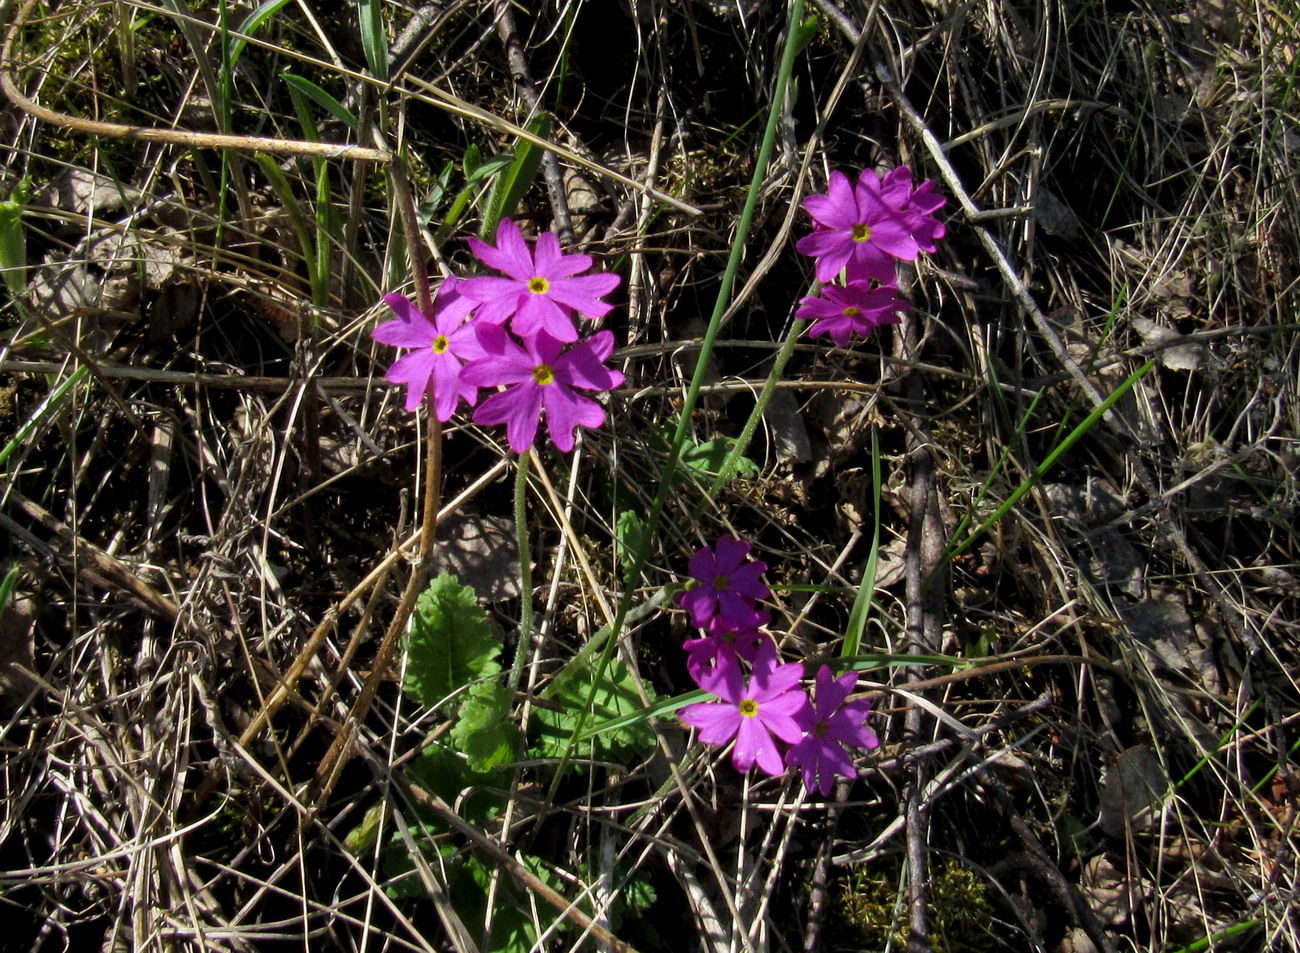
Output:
[546, 0, 810, 786]
[694, 315, 809, 518]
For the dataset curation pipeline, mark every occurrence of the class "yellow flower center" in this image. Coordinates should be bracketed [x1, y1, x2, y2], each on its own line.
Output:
[431, 334, 449, 354]
[851, 223, 871, 242]
[532, 363, 556, 386]
[739, 699, 759, 718]
[712, 574, 729, 592]
[813, 720, 829, 738]
[528, 276, 550, 294]
[843, 306, 861, 317]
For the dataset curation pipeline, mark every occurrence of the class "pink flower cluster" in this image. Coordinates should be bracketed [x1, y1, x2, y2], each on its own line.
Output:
[677, 537, 880, 795]
[372, 218, 625, 453]
[794, 167, 946, 347]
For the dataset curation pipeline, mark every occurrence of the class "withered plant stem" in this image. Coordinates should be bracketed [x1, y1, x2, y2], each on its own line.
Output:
[304, 148, 443, 813]
[0, 0, 392, 162]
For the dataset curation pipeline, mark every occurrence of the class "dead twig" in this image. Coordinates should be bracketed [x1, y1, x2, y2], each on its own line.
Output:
[493, 0, 574, 244]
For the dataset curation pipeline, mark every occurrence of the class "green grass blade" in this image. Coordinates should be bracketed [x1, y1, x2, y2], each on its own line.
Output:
[941, 360, 1157, 569]
[281, 73, 358, 133]
[480, 113, 552, 238]
[0, 565, 19, 610]
[842, 429, 883, 659]
[356, 0, 388, 81]
[0, 366, 90, 472]
[230, 0, 294, 70]
[0, 180, 30, 292]
[254, 154, 322, 306]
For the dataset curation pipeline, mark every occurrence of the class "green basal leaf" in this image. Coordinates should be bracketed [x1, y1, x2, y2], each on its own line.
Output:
[466, 152, 514, 185]
[532, 658, 657, 768]
[408, 743, 505, 828]
[451, 680, 517, 771]
[681, 436, 759, 480]
[403, 573, 501, 710]
[418, 162, 456, 224]
[463, 143, 482, 180]
[615, 510, 648, 587]
[0, 179, 30, 292]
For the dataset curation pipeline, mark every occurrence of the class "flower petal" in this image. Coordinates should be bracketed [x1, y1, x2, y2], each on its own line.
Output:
[548, 273, 621, 318]
[533, 231, 594, 279]
[734, 717, 783, 775]
[513, 292, 579, 343]
[681, 701, 741, 746]
[373, 294, 435, 347]
[472, 382, 542, 453]
[467, 218, 535, 279]
[385, 349, 437, 412]
[554, 331, 624, 391]
[540, 381, 605, 452]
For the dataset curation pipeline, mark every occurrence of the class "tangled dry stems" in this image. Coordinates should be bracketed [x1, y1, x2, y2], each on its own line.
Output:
[0, 1, 1297, 951]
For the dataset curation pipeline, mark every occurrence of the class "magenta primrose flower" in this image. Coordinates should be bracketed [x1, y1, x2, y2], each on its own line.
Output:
[460, 324, 625, 454]
[796, 170, 919, 284]
[681, 643, 810, 776]
[796, 280, 910, 347]
[461, 218, 621, 344]
[876, 167, 947, 253]
[678, 536, 771, 629]
[785, 666, 880, 797]
[683, 611, 773, 690]
[372, 278, 483, 420]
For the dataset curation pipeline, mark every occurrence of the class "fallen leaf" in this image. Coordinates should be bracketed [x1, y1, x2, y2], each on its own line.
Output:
[436, 512, 521, 602]
[1098, 744, 1168, 837]
[0, 595, 37, 707]
[762, 386, 811, 464]
[1132, 316, 1207, 372]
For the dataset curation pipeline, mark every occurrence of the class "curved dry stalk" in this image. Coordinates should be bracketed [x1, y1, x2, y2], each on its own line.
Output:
[0, 0, 391, 162]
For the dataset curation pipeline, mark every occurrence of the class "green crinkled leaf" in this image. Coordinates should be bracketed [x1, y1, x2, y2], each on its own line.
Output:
[451, 680, 517, 772]
[0, 180, 30, 293]
[615, 510, 648, 586]
[384, 844, 551, 952]
[681, 436, 760, 480]
[531, 659, 657, 768]
[403, 573, 500, 710]
[410, 744, 506, 831]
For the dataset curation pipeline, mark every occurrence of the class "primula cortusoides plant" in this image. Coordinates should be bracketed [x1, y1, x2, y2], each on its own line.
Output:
[676, 537, 880, 794]
[372, 218, 623, 453]
[795, 166, 946, 347]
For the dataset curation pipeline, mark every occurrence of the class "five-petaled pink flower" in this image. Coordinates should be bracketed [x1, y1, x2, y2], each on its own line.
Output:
[678, 536, 771, 629]
[372, 279, 484, 420]
[876, 167, 947, 253]
[460, 324, 625, 454]
[796, 280, 909, 347]
[796, 170, 919, 284]
[681, 643, 810, 776]
[461, 218, 621, 344]
[786, 666, 879, 797]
